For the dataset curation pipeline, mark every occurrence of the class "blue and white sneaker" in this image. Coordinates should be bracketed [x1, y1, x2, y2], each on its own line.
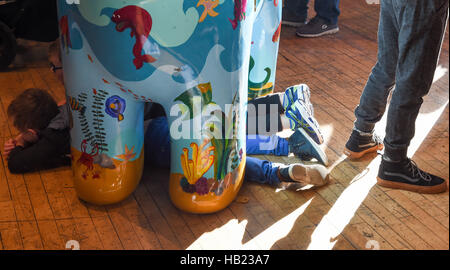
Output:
[285, 100, 324, 145]
[283, 84, 323, 145]
[283, 84, 314, 116]
[288, 128, 328, 166]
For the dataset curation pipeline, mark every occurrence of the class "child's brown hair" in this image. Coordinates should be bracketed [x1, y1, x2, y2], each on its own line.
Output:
[7, 88, 59, 132]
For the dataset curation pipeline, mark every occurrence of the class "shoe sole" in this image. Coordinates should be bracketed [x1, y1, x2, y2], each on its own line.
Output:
[296, 27, 339, 38]
[291, 164, 330, 186]
[292, 101, 324, 144]
[377, 177, 448, 194]
[343, 143, 384, 160]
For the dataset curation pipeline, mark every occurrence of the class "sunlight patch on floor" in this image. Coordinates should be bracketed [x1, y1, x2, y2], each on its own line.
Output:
[307, 156, 380, 250]
[373, 66, 448, 156]
[408, 100, 448, 156]
[186, 198, 313, 250]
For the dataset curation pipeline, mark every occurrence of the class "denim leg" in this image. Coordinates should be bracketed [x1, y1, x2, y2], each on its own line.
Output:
[144, 116, 171, 168]
[383, 0, 448, 160]
[314, 0, 340, 25]
[244, 156, 282, 186]
[354, 0, 399, 133]
[246, 135, 290, 156]
[284, 0, 310, 21]
[247, 94, 283, 135]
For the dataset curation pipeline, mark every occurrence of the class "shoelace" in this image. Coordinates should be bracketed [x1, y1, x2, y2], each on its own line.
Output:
[372, 133, 383, 145]
[407, 159, 432, 182]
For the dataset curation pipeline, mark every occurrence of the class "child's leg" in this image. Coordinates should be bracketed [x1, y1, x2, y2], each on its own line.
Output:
[144, 116, 171, 169]
[244, 156, 330, 187]
[244, 156, 283, 186]
[246, 134, 289, 156]
[247, 93, 285, 135]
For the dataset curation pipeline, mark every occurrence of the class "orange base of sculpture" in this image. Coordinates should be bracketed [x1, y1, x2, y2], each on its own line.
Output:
[169, 155, 246, 214]
[70, 147, 144, 205]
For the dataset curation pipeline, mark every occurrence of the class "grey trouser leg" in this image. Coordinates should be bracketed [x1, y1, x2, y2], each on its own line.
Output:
[354, 0, 448, 161]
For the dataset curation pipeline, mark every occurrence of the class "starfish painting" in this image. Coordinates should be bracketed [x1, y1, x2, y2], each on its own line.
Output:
[115, 144, 136, 163]
[197, 0, 220, 23]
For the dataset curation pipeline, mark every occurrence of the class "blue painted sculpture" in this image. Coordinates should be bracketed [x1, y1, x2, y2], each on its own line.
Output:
[57, 0, 281, 213]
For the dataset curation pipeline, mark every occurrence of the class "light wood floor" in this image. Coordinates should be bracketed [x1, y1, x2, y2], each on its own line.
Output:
[0, 1, 448, 250]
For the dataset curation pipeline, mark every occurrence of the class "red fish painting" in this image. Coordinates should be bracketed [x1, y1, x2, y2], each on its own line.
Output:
[229, 0, 247, 30]
[111, 5, 156, 69]
[59, 15, 71, 51]
[272, 22, 281, 42]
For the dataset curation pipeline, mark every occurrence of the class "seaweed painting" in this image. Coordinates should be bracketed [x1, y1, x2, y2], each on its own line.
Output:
[91, 89, 109, 153]
[248, 56, 274, 100]
[174, 83, 241, 184]
[204, 92, 241, 181]
[73, 90, 110, 154]
[75, 92, 94, 145]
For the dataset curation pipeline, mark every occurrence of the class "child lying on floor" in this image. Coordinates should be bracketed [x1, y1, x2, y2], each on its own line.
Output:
[3, 88, 71, 173]
[2, 40, 329, 189]
[3, 87, 329, 188]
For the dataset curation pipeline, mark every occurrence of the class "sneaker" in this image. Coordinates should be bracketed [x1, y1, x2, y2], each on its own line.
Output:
[283, 84, 314, 116]
[344, 128, 384, 159]
[282, 9, 306, 28]
[285, 100, 324, 145]
[278, 163, 330, 186]
[377, 158, 448, 194]
[289, 128, 328, 166]
[296, 16, 339, 38]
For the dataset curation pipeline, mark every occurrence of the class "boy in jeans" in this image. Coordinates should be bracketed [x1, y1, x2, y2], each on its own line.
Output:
[344, 0, 448, 194]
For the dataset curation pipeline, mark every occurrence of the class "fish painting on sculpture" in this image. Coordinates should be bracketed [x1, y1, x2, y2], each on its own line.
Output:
[111, 5, 157, 69]
[105, 95, 126, 121]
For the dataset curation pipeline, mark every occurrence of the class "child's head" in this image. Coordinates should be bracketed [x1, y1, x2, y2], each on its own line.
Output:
[7, 88, 59, 132]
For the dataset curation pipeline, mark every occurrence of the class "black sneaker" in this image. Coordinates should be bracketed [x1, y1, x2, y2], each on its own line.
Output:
[377, 158, 448, 194]
[344, 128, 384, 160]
[282, 9, 306, 27]
[296, 16, 339, 38]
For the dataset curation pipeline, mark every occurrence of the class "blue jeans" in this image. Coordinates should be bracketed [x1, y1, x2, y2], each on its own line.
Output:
[354, 0, 448, 161]
[145, 117, 284, 185]
[286, 0, 340, 25]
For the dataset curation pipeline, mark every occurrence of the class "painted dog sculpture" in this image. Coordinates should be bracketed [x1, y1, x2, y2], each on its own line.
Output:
[58, 0, 281, 213]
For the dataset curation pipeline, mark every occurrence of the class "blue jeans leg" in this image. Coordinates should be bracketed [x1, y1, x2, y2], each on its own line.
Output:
[244, 156, 282, 186]
[354, 0, 448, 161]
[246, 135, 290, 156]
[314, 0, 340, 25]
[285, 0, 309, 21]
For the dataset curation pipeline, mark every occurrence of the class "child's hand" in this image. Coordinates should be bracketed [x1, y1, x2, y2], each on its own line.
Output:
[14, 134, 27, 148]
[3, 139, 16, 158]
[22, 129, 39, 144]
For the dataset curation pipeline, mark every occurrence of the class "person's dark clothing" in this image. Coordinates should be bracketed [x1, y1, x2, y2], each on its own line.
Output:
[285, 0, 341, 25]
[7, 104, 71, 173]
[354, 0, 448, 161]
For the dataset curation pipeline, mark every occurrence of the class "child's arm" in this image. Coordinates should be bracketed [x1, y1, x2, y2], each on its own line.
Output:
[7, 130, 70, 174]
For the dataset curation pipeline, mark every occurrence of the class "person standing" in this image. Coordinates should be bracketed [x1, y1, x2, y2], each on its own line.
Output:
[344, 0, 449, 194]
[282, 0, 340, 37]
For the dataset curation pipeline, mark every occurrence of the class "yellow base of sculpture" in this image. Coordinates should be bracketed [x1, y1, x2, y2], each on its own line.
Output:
[169, 155, 246, 214]
[71, 147, 144, 205]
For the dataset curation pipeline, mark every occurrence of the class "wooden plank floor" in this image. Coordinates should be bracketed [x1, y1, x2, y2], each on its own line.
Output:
[0, 1, 448, 250]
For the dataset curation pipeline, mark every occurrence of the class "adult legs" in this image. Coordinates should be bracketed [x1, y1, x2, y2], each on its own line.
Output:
[314, 0, 340, 25]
